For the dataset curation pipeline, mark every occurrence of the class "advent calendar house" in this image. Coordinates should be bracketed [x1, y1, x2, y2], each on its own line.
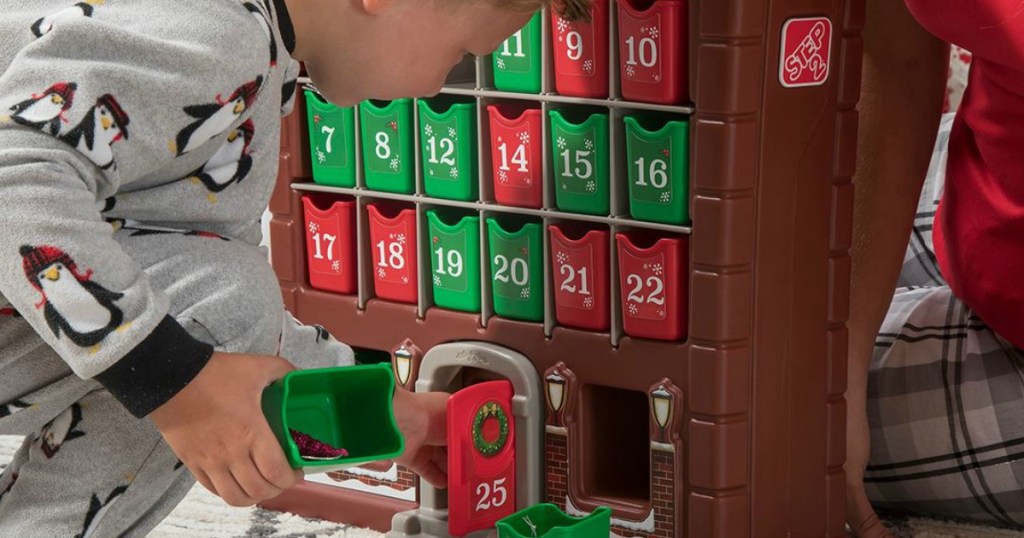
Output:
[263, 0, 861, 536]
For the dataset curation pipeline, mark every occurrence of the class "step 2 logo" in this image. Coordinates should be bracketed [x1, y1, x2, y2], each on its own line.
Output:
[779, 17, 832, 88]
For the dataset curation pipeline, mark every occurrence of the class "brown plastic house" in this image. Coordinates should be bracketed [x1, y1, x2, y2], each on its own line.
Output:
[263, 0, 862, 536]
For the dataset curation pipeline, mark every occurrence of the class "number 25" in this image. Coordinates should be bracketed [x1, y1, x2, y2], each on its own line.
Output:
[475, 478, 508, 512]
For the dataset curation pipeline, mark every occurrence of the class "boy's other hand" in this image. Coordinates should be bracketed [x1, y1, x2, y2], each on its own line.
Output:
[392, 389, 448, 489]
[148, 351, 303, 507]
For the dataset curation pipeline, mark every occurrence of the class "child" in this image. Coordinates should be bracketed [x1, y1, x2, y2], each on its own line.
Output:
[0, 0, 590, 535]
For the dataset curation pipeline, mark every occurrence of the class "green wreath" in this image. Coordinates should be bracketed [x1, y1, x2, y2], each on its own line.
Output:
[472, 401, 509, 457]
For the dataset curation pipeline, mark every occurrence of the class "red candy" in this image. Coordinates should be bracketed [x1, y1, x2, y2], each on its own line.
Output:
[289, 428, 349, 460]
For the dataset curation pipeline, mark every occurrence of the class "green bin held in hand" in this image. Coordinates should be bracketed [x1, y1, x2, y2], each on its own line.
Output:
[497, 504, 611, 538]
[624, 114, 690, 225]
[418, 98, 478, 201]
[492, 12, 542, 94]
[306, 89, 356, 188]
[427, 209, 481, 313]
[261, 363, 404, 474]
[487, 217, 543, 322]
[360, 99, 415, 194]
[550, 109, 609, 216]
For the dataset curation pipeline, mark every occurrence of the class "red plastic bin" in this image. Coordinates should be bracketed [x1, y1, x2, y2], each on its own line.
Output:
[550, 0, 609, 98]
[488, 104, 543, 209]
[549, 223, 610, 331]
[616, 0, 688, 105]
[367, 202, 418, 304]
[303, 194, 357, 294]
[616, 231, 688, 341]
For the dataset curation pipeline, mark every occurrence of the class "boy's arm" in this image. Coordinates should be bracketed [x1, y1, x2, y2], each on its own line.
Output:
[0, 4, 264, 418]
[846, 0, 947, 534]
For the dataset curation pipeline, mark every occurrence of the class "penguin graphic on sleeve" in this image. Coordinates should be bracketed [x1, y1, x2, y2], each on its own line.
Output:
[19, 245, 127, 351]
[3, 82, 77, 135]
[31, 0, 102, 38]
[188, 119, 255, 203]
[171, 76, 263, 156]
[0, 399, 31, 419]
[60, 93, 130, 171]
[76, 484, 129, 538]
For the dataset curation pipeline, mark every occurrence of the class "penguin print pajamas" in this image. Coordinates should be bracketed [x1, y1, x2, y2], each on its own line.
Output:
[0, 1, 345, 536]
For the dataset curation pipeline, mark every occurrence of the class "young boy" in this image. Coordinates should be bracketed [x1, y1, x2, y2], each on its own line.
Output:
[0, 0, 589, 535]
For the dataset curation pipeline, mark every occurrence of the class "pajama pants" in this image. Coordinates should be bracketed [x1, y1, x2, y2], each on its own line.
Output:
[0, 226, 354, 537]
[865, 113, 1024, 527]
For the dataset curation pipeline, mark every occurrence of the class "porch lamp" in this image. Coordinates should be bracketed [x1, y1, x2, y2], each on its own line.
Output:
[546, 371, 566, 413]
[394, 345, 413, 387]
[651, 384, 673, 432]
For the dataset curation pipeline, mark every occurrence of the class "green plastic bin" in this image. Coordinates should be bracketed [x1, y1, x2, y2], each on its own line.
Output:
[359, 99, 415, 194]
[492, 12, 542, 93]
[305, 89, 356, 187]
[427, 209, 481, 313]
[497, 504, 611, 538]
[418, 98, 478, 201]
[624, 114, 690, 225]
[487, 217, 543, 322]
[261, 363, 404, 474]
[550, 109, 610, 215]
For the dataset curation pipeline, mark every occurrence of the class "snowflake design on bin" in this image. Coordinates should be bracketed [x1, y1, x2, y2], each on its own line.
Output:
[316, 148, 327, 164]
[556, 251, 568, 264]
[583, 60, 594, 73]
[557, 137, 566, 150]
[584, 138, 594, 151]
[561, 183, 568, 191]
[332, 260, 341, 273]
[652, 263, 664, 276]
[647, 26, 659, 39]
[586, 180, 596, 192]
[660, 191, 671, 203]
[626, 65, 636, 78]
[520, 288, 531, 300]
[402, 276, 409, 284]
[378, 267, 387, 279]
[389, 156, 400, 171]
[524, 177, 532, 185]
[497, 58, 506, 70]
[518, 131, 530, 145]
[433, 275, 442, 286]
[583, 296, 594, 309]
[557, 17, 569, 34]
[424, 124, 433, 136]
[308, 222, 319, 234]
[628, 303, 639, 315]
[450, 167, 459, 179]
[657, 309, 665, 317]
[499, 170, 509, 183]
[448, 127, 457, 139]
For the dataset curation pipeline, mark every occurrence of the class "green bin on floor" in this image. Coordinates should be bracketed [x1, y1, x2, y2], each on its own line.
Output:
[624, 114, 690, 225]
[360, 99, 415, 194]
[497, 504, 611, 538]
[427, 209, 481, 313]
[261, 363, 404, 474]
[487, 217, 543, 322]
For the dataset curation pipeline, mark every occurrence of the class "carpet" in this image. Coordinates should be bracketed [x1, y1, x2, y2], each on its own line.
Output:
[3, 435, 1023, 537]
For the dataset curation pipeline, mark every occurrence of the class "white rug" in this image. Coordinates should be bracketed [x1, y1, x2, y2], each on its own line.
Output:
[3, 435, 1024, 537]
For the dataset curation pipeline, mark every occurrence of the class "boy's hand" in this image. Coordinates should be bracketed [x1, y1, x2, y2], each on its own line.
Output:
[148, 351, 303, 507]
[392, 389, 448, 488]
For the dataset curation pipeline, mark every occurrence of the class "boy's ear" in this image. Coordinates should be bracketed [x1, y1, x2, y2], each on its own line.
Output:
[360, 0, 389, 15]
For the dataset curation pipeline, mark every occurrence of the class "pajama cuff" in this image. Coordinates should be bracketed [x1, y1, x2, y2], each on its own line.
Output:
[94, 315, 215, 418]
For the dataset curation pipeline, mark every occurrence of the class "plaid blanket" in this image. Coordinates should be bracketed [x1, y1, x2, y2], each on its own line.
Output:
[864, 113, 1024, 527]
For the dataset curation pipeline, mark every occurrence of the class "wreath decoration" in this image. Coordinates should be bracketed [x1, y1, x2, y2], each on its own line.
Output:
[472, 400, 509, 457]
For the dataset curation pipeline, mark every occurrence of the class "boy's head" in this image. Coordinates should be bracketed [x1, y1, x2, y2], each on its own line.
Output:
[286, 0, 592, 106]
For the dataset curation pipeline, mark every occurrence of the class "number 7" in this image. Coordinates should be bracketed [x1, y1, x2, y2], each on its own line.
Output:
[321, 125, 335, 153]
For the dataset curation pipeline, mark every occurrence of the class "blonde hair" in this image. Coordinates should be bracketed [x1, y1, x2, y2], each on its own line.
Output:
[499, 0, 594, 22]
